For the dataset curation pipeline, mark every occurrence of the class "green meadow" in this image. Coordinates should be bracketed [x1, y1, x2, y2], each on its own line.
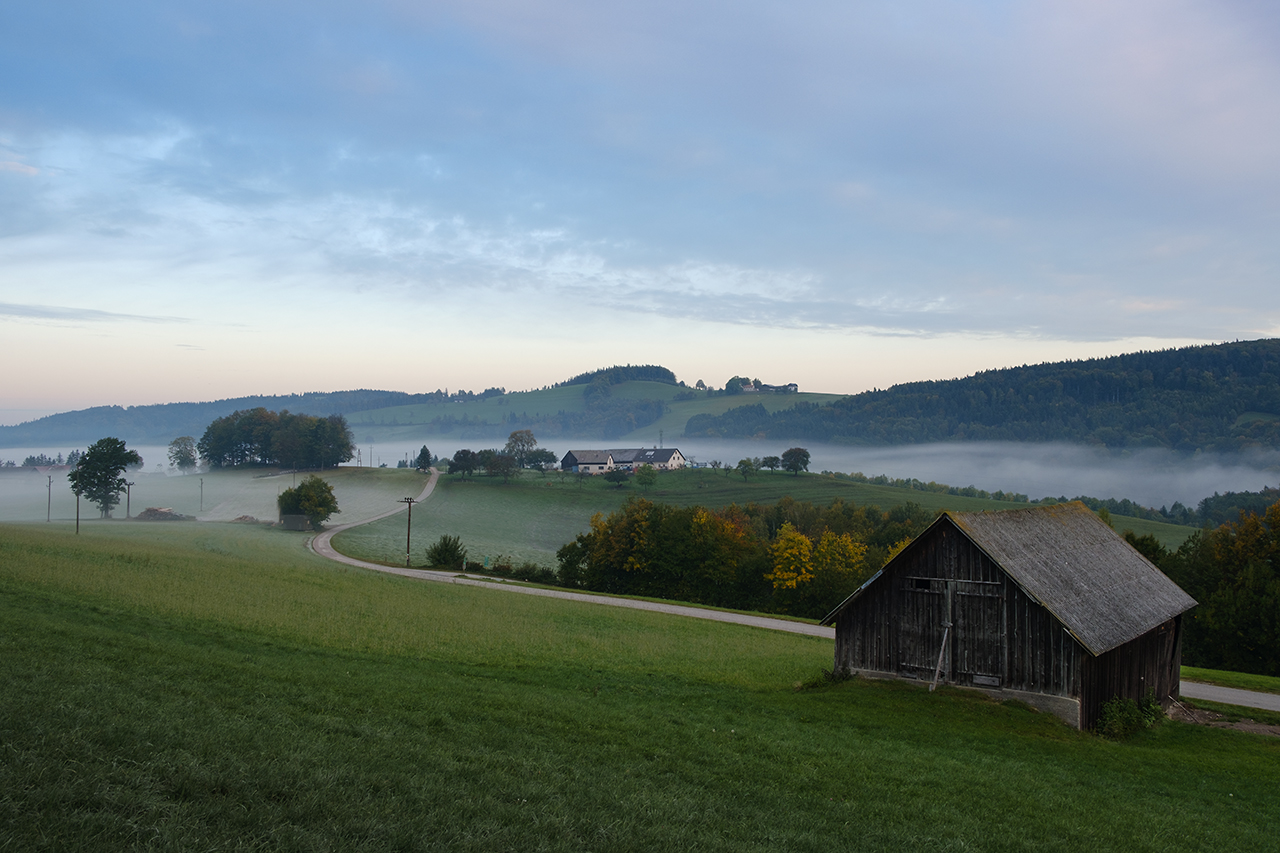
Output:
[344, 380, 842, 444]
[333, 468, 1198, 570]
[3, 521, 1278, 851]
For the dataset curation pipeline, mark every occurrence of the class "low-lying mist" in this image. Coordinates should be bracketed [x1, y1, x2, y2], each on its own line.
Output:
[5, 439, 1278, 521]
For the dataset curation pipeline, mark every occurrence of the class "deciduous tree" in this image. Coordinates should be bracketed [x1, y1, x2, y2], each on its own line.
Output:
[167, 436, 198, 472]
[781, 447, 810, 476]
[277, 475, 339, 529]
[503, 430, 538, 467]
[449, 449, 479, 478]
[634, 464, 658, 491]
[68, 437, 143, 518]
[485, 453, 519, 483]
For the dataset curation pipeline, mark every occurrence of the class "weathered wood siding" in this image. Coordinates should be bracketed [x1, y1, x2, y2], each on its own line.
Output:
[834, 521, 1084, 698]
[1078, 617, 1182, 730]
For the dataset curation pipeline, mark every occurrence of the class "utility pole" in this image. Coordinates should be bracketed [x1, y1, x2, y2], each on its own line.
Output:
[75, 493, 80, 534]
[200, 477, 204, 512]
[397, 496, 417, 568]
[124, 481, 135, 518]
[47, 475, 51, 522]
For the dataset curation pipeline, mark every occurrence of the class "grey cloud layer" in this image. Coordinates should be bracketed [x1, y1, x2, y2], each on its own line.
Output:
[1, 0, 1278, 342]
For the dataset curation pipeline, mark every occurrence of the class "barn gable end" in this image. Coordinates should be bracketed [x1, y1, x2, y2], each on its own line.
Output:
[821, 502, 1195, 729]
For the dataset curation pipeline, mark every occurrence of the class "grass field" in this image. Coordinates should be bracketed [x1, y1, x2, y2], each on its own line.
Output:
[2, 521, 1277, 851]
[343, 380, 843, 444]
[1182, 667, 1280, 696]
[333, 468, 1199, 570]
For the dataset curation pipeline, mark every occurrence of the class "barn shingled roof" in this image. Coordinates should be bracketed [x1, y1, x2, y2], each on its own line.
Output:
[823, 502, 1196, 656]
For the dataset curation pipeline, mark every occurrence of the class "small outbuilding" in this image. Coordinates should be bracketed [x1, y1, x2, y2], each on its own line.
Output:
[821, 502, 1196, 729]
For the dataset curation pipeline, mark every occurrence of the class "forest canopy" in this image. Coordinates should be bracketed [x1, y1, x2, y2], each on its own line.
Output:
[685, 338, 1280, 452]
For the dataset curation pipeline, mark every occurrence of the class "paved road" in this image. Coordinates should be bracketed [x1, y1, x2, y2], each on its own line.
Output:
[309, 472, 1280, 709]
[1180, 681, 1280, 712]
[307, 468, 834, 639]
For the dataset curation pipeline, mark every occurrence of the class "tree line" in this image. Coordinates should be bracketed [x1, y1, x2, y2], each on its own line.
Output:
[197, 408, 355, 469]
[555, 496, 936, 618]
[1126, 498, 1280, 676]
[684, 338, 1280, 452]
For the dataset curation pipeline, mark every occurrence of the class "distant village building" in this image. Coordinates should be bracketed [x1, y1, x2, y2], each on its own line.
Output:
[821, 502, 1196, 729]
[560, 448, 687, 474]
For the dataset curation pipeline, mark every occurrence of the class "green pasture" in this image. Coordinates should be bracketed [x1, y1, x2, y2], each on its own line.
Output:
[1182, 667, 1280, 696]
[2, 522, 1277, 851]
[343, 380, 842, 443]
[333, 468, 1198, 570]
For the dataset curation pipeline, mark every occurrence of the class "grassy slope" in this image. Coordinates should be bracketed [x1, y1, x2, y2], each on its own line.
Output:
[343, 381, 843, 443]
[2, 522, 1276, 851]
[334, 469, 1198, 569]
[1182, 667, 1280, 696]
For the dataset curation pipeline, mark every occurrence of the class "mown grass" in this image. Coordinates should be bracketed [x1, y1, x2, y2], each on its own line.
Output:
[2, 522, 1277, 851]
[1182, 666, 1280, 696]
[334, 469, 1197, 569]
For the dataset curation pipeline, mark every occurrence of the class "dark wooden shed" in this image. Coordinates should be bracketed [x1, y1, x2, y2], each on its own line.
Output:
[820, 502, 1197, 729]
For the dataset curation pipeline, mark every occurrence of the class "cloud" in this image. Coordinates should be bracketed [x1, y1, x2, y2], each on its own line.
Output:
[0, 160, 38, 175]
[0, 302, 190, 324]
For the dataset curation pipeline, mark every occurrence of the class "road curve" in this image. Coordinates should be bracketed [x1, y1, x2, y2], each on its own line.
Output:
[307, 468, 834, 639]
[307, 472, 1280, 710]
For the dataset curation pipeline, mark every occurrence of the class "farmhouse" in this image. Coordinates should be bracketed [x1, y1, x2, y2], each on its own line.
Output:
[559, 450, 616, 474]
[820, 502, 1196, 729]
[560, 448, 687, 473]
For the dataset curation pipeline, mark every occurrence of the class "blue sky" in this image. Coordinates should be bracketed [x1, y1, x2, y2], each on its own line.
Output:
[2, 0, 1278, 423]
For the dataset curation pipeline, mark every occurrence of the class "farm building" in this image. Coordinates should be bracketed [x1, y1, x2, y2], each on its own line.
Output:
[561, 448, 686, 473]
[820, 502, 1196, 729]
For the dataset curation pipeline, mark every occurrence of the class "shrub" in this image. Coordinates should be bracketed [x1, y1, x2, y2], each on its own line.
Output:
[1096, 690, 1164, 739]
[425, 535, 467, 569]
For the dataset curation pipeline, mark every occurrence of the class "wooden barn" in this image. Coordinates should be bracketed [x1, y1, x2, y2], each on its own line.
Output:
[820, 502, 1197, 729]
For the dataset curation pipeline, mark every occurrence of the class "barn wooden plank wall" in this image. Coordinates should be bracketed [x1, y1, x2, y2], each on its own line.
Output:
[832, 514, 1186, 729]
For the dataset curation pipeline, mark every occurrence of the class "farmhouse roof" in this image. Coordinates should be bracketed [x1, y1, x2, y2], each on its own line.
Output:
[615, 448, 682, 464]
[564, 450, 613, 465]
[823, 502, 1196, 656]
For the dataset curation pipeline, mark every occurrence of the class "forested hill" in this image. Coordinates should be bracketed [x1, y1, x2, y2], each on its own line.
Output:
[0, 388, 502, 446]
[685, 339, 1280, 452]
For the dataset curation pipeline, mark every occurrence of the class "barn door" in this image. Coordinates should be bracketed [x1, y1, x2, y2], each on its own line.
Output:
[950, 580, 1005, 687]
[897, 575, 948, 679]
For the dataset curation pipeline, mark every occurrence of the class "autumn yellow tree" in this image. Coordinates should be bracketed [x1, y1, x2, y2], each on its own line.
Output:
[767, 522, 814, 589]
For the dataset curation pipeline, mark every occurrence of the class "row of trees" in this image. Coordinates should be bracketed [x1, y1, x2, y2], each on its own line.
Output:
[556, 496, 935, 618]
[447, 430, 558, 482]
[685, 338, 1280, 452]
[197, 408, 355, 469]
[1126, 499, 1280, 676]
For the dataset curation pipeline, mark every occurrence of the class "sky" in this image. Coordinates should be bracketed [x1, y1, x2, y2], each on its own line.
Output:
[2, 0, 1279, 425]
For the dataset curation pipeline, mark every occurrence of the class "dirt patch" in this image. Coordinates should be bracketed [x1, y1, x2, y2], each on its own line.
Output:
[1168, 701, 1280, 737]
[134, 507, 194, 521]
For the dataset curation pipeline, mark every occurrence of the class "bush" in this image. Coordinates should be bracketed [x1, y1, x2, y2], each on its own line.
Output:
[511, 562, 557, 585]
[425, 535, 466, 569]
[277, 475, 339, 530]
[1096, 690, 1164, 739]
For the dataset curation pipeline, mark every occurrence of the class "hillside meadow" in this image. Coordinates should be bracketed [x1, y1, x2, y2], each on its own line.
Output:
[2, 520, 1277, 851]
[344, 380, 842, 445]
[333, 468, 1198, 571]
